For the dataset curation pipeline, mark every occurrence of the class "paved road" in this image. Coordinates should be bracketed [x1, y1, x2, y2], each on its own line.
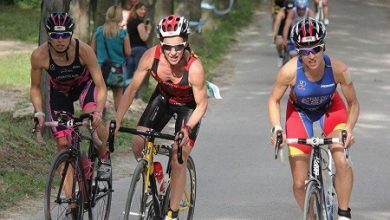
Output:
[27, 0, 390, 219]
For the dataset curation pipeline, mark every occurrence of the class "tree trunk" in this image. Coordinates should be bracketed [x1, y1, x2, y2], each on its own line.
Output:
[69, 0, 91, 43]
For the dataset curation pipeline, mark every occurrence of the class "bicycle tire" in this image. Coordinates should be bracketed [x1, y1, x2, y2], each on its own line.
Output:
[123, 159, 148, 220]
[162, 156, 197, 220]
[303, 180, 324, 220]
[44, 150, 84, 220]
[90, 155, 113, 220]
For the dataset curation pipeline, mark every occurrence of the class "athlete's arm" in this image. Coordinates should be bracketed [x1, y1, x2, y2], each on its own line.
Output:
[124, 33, 132, 57]
[332, 58, 360, 132]
[30, 47, 45, 113]
[90, 33, 97, 53]
[273, 9, 285, 38]
[79, 42, 107, 114]
[115, 46, 155, 125]
[268, 58, 296, 127]
[283, 10, 294, 43]
[187, 59, 208, 129]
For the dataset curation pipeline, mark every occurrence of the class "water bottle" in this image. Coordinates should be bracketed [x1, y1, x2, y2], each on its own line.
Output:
[154, 161, 168, 195]
[326, 187, 334, 220]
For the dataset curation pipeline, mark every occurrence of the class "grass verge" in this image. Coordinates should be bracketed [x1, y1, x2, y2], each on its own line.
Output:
[0, 5, 40, 42]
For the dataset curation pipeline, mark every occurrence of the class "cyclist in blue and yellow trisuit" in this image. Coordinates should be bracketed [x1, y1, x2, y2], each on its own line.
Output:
[268, 18, 359, 220]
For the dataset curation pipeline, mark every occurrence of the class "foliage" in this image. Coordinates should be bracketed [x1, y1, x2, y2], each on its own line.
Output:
[0, 52, 31, 90]
[0, 112, 54, 209]
[0, 0, 40, 9]
[0, 5, 40, 42]
[190, 1, 260, 80]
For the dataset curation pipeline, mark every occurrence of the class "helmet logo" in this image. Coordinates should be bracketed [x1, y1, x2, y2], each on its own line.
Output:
[301, 36, 316, 43]
[54, 26, 66, 31]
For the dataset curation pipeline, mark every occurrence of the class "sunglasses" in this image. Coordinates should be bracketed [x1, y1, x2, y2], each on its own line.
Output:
[161, 42, 187, 52]
[296, 44, 324, 56]
[49, 32, 72, 39]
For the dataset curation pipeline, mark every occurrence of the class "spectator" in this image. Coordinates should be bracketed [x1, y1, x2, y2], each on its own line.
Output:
[120, 0, 140, 29]
[125, 2, 152, 86]
[91, 5, 131, 111]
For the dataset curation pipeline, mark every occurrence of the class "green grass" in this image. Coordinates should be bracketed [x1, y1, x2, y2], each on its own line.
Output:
[0, 5, 40, 42]
[0, 52, 31, 89]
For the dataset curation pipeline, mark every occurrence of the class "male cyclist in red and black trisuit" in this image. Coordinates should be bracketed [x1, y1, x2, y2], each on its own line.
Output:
[30, 13, 110, 178]
[115, 15, 208, 220]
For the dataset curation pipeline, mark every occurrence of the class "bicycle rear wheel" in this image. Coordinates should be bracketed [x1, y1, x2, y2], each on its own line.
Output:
[163, 156, 196, 220]
[90, 155, 113, 220]
[303, 180, 324, 220]
[123, 160, 148, 220]
[44, 150, 84, 220]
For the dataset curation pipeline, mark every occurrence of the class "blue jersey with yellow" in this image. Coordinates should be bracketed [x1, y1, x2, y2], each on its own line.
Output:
[289, 54, 336, 112]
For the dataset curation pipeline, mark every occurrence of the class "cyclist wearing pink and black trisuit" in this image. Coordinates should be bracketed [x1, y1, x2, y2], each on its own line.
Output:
[30, 13, 110, 176]
[268, 18, 359, 220]
[115, 15, 208, 220]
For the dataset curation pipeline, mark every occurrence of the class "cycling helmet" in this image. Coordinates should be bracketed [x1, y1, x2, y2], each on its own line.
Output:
[45, 12, 74, 33]
[291, 17, 327, 47]
[285, 0, 295, 9]
[294, 0, 308, 8]
[156, 15, 190, 40]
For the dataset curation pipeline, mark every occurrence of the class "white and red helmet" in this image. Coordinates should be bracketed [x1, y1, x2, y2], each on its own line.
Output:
[156, 15, 190, 40]
[291, 17, 327, 47]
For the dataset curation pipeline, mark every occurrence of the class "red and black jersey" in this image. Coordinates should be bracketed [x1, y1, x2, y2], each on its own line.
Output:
[150, 44, 197, 106]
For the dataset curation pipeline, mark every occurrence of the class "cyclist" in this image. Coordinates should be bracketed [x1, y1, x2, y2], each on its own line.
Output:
[283, 0, 315, 58]
[314, 0, 329, 25]
[268, 18, 359, 220]
[30, 12, 110, 178]
[273, 0, 295, 67]
[115, 15, 208, 220]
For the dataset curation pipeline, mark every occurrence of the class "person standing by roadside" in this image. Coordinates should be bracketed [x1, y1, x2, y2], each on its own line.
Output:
[119, 0, 140, 29]
[125, 2, 152, 86]
[91, 5, 131, 111]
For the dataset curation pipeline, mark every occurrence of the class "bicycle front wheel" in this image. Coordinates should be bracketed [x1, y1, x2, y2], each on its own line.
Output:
[90, 156, 113, 220]
[123, 160, 148, 220]
[303, 180, 324, 220]
[163, 156, 197, 220]
[44, 150, 84, 220]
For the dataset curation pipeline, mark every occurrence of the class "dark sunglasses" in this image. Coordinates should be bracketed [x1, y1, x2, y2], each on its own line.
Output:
[296, 44, 324, 56]
[49, 32, 72, 39]
[161, 42, 187, 52]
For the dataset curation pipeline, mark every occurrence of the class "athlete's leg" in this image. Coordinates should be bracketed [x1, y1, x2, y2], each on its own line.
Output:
[79, 80, 108, 157]
[321, 93, 352, 215]
[286, 102, 314, 210]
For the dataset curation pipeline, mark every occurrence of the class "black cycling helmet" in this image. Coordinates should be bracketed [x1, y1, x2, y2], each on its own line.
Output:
[290, 17, 327, 47]
[45, 12, 74, 33]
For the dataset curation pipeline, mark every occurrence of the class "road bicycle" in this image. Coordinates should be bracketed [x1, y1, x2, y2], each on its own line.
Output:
[275, 130, 348, 220]
[118, 125, 196, 220]
[34, 111, 115, 219]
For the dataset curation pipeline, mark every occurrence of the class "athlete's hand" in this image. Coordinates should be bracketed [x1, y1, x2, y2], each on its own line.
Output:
[176, 125, 191, 147]
[92, 111, 103, 129]
[341, 129, 355, 148]
[271, 129, 286, 149]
